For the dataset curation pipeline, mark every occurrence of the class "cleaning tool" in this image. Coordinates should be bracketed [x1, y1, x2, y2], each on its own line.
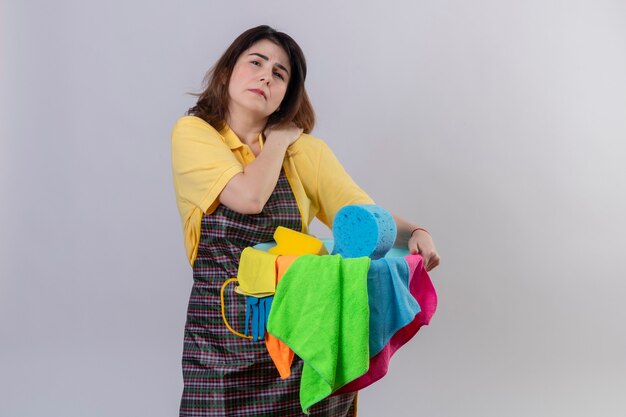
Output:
[267, 254, 371, 413]
[333, 254, 437, 394]
[245, 295, 274, 341]
[265, 255, 299, 379]
[366, 257, 421, 357]
[332, 205, 396, 259]
[235, 247, 277, 297]
[268, 226, 328, 255]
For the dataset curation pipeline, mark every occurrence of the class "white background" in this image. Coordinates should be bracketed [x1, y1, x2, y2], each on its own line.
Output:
[2, 1, 625, 416]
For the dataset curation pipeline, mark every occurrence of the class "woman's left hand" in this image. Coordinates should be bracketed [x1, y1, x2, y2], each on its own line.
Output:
[408, 230, 440, 272]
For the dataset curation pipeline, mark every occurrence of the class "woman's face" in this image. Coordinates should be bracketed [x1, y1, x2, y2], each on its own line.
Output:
[227, 39, 291, 121]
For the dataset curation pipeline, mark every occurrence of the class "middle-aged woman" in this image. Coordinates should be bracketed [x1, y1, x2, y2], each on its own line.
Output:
[171, 25, 440, 416]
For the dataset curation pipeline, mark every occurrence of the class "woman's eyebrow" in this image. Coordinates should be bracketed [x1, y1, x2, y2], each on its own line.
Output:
[248, 52, 290, 75]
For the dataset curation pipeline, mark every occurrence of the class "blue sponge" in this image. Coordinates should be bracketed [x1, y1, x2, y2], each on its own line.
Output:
[332, 205, 397, 259]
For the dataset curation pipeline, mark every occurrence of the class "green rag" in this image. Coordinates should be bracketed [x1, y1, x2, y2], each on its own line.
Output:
[267, 254, 371, 413]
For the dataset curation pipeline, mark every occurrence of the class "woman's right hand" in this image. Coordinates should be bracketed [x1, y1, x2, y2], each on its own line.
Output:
[264, 123, 303, 148]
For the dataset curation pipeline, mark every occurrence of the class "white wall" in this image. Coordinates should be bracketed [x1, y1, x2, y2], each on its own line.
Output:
[2, 1, 625, 416]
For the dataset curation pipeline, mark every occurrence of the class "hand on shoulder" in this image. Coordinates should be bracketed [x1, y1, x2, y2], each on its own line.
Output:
[264, 123, 303, 148]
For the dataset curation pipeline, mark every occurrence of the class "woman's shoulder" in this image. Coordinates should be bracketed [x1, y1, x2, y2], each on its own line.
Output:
[290, 132, 338, 162]
[287, 132, 320, 160]
[172, 115, 221, 137]
[291, 132, 330, 153]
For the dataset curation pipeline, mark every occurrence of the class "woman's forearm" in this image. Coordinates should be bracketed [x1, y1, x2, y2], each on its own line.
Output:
[392, 214, 418, 246]
[219, 139, 289, 214]
[393, 213, 440, 271]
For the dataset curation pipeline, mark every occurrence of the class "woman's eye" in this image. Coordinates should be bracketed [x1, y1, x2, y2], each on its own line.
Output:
[251, 60, 261, 66]
[273, 72, 285, 80]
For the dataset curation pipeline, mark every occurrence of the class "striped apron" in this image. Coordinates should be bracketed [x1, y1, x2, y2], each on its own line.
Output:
[180, 170, 357, 416]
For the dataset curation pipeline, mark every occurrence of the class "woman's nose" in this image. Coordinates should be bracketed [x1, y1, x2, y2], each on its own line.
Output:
[259, 72, 272, 85]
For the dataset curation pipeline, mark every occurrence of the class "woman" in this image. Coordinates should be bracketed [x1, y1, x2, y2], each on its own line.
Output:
[172, 25, 440, 417]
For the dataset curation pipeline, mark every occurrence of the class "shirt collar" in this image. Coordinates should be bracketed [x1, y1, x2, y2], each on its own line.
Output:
[220, 124, 265, 150]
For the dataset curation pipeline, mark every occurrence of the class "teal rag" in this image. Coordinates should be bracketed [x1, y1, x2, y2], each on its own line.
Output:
[367, 258, 421, 356]
[266, 254, 371, 414]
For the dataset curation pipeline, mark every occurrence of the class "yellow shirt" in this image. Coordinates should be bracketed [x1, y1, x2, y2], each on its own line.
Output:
[171, 115, 374, 265]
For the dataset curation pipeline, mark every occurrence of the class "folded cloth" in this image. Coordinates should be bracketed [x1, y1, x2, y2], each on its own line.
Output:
[235, 247, 277, 297]
[265, 254, 299, 378]
[333, 254, 437, 394]
[267, 254, 371, 413]
[367, 257, 421, 357]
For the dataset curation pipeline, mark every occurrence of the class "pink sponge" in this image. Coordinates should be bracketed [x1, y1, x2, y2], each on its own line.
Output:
[332, 205, 397, 259]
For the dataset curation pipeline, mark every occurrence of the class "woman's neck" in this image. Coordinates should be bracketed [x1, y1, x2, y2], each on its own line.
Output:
[226, 109, 267, 147]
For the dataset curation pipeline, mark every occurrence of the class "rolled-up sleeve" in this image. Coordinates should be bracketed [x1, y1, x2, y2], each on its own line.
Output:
[171, 116, 244, 264]
[315, 141, 374, 228]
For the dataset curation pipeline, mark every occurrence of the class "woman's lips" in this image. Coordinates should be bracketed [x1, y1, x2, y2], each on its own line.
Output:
[249, 89, 266, 99]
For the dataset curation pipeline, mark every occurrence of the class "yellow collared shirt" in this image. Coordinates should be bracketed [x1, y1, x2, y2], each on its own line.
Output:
[171, 115, 374, 265]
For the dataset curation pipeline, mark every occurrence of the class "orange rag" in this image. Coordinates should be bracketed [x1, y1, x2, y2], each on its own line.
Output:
[265, 255, 299, 378]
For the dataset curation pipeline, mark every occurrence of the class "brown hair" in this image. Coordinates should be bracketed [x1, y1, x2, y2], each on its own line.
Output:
[188, 25, 315, 133]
